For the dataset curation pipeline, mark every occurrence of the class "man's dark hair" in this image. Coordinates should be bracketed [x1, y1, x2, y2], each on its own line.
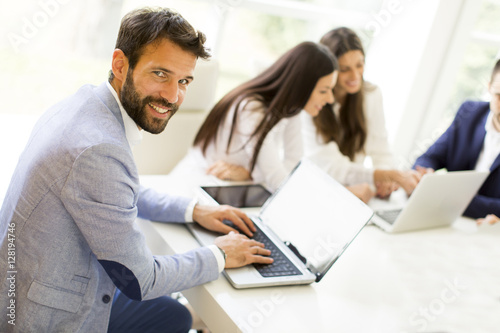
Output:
[109, 7, 210, 82]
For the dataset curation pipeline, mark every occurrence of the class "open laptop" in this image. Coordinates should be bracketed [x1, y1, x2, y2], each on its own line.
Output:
[369, 170, 489, 233]
[187, 159, 374, 289]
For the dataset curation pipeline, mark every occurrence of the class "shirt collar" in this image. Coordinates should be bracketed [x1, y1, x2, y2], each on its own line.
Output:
[106, 81, 143, 148]
[485, 111, 499, 134]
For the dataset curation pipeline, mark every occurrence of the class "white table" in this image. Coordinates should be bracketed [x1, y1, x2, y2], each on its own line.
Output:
[139, 175, 500, 333]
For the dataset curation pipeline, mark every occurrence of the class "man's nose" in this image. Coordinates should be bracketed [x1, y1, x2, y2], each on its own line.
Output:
[160, 81, 179, 104]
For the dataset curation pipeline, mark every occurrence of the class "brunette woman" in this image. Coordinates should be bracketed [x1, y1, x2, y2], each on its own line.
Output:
[173, 42, 338, 191]
[302, 27, 420, 202]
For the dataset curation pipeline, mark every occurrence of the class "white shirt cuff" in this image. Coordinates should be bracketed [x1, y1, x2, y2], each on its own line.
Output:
[208, 245, 225, 273]
[184, 198, 198, 222]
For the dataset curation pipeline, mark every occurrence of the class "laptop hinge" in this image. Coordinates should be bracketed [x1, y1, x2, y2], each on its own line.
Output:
[285, 241, 324, 282]
[284, 241, 307, 265]
[311, 269, 323, 282]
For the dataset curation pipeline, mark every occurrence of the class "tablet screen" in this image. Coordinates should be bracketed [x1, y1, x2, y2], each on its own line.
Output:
[201, 184, 272, 208]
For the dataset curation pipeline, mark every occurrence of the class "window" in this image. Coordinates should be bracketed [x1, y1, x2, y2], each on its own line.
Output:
[2, 0, 495, 169]
[406, 0, 500, 165]
[0, 0, 384, 115]
[204, 0, 382, 100]
[445, 0, 500, 117]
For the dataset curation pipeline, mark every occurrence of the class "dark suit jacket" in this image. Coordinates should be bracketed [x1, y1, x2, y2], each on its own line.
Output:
[413, 101, 500, 219]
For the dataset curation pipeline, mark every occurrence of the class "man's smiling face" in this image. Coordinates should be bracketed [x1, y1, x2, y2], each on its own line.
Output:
[118, 38, 197, 134]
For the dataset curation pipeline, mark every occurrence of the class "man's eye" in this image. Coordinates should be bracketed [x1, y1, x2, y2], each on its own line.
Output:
[179, 79, 190, 85]
[154, 71, 166, 78]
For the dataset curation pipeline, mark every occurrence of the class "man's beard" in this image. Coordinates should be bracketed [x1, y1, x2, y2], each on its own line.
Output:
[120, 70, 179, 134]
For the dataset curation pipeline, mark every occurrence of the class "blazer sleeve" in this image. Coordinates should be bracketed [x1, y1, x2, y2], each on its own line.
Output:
[61, 143, 219, 300]
[464, 194, 500, 219]
[137, 185, 191, 222]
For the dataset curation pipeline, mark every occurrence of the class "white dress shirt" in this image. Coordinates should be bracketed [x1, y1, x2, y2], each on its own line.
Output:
[172, 97, 304, 191]
[475, 111, 500, 172]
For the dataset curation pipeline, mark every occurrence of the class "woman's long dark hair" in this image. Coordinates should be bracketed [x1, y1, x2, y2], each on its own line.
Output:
[194, 41, 337, 172]
[315, 27, 368, 161]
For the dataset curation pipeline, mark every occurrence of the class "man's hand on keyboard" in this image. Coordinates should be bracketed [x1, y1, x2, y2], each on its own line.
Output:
[193, 204, 256, 237]
[214, 232, 274, 268]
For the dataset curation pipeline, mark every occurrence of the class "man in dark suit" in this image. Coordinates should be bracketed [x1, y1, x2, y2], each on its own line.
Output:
[414, 59, 500, 219]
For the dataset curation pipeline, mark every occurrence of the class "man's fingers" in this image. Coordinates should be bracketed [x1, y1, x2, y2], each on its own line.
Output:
[246, 239, 265, 247]
[231, 217, 253, 237]
[247, 243, 273, 264]
[235, 209, 256, 232]
[252, 246, 271, 256]
[250, 255, 274, 264]
[221, 206, 254, 236]
[479, 214, 500, 225]
[219, 224, 241, 235]
[217, 233, 275, 268]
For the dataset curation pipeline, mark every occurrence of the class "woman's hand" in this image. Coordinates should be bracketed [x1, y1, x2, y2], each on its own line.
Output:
[374, 169, 422, 196]
[346, 183, 375, 203]
[207, 160, 252, 181]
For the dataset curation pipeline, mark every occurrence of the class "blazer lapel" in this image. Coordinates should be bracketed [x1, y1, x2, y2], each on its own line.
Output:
[490, 153, 500, 172]
[94, 82, 125, 130]
[470, 127, 487, 170]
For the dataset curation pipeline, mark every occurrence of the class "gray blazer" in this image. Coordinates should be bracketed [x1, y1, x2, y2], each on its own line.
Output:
[0, 83, 219, 332]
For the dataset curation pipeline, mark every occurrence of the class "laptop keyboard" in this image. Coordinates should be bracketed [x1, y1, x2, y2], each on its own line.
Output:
[228, 221, 302, 278]
[376, 209, 402, 225]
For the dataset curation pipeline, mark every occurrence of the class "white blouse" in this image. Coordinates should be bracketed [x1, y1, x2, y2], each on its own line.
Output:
[301, 83, 394, 186]
[172, 98, 303, 191]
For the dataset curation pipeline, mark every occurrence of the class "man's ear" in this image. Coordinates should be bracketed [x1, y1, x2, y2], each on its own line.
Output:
[111, 49, 129, 83]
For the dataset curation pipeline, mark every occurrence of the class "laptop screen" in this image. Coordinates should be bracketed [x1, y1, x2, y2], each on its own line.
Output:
[260, 159, 373, 279]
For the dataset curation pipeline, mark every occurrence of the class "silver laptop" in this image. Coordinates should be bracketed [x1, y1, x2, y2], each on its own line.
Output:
[187, 159, 374, 289]
[369, 170, 489, 233]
